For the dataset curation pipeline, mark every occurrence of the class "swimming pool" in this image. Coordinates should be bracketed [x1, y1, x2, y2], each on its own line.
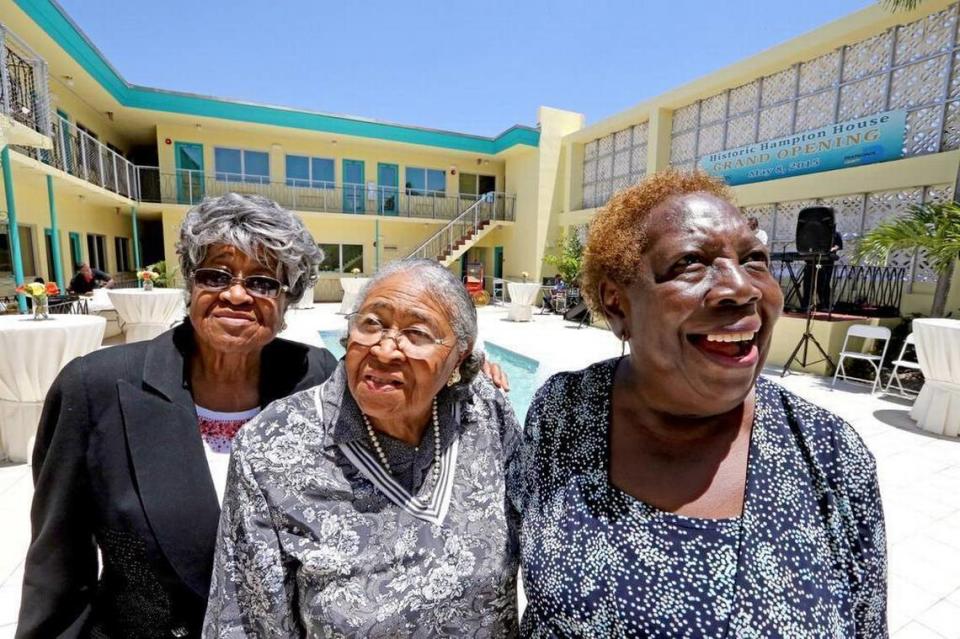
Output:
[317, 332, 540, 423]
[484, 342, 540, 423]
[319, 329, 346, 360]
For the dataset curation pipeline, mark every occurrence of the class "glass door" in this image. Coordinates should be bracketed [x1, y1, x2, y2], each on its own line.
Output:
[175, 142, 205, 204]
[377, 163, 399, 215]
[342, 160, 365, 213]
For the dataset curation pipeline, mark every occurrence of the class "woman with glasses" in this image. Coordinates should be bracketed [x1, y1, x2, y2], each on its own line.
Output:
[204, 258, 522, 637]
[17, 194, 339, 639]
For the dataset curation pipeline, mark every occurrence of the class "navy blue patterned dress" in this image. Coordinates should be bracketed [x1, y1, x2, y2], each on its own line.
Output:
[507, 358, 887, 638]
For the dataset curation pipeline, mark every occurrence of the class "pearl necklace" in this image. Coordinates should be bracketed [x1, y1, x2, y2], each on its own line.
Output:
[362, 398, 441, 482]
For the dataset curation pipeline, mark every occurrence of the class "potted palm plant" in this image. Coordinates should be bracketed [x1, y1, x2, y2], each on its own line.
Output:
[856, 201, 960, 317]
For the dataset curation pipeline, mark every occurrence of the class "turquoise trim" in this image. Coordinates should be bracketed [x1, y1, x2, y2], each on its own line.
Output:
[14, 0, 540, 153]
[342, 159, 364, 213]
[2, 146, 27, 312]
[68, 231, 82, 268]
[131, 207, 141, 271]
[377, 163, 399, 216]
[46, 175, 64, 289]
[174, 142, 204, 204]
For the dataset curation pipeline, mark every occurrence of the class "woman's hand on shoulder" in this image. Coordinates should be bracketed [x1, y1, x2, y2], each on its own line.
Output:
[481, 359, 510, 392]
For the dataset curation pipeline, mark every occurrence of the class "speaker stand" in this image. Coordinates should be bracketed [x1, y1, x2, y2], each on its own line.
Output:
[781, 256, 836, 377]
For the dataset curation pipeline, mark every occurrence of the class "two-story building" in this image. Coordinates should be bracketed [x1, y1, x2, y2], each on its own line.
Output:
[2, 0, 959, 330]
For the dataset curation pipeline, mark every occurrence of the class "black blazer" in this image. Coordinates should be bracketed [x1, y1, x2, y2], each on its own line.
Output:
[16, 323, 338, 639]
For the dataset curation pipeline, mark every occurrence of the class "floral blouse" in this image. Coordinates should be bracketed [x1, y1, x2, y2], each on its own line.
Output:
[203, 363, 521, 638]
[507, 358, 887, 638]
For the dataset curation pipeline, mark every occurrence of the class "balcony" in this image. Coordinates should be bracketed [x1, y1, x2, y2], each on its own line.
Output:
[0, 23, 51, 143]
[135, 167, 516, 221]
[13, 114, 140, 201]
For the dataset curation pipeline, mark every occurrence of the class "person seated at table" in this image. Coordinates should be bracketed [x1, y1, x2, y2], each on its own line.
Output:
[508, 169, 886, 637]
[68, 262, 113, 295]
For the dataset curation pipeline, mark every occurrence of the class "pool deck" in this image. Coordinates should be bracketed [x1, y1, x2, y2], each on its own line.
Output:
[0, 302, 957, 636]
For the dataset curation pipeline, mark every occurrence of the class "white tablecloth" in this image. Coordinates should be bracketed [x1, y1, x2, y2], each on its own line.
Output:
[0, 314, 106, 461]
[339, 278, 369, 314]
[82, 288, 115, 312]
[911, 318, 960, 436]
[507, 282, 542, 322]
[292, 290, 316, 310]
[108, 289, 185, 343]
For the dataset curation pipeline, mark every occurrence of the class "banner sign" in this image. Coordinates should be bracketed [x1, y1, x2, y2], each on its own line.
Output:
[698, 110, 906, 186]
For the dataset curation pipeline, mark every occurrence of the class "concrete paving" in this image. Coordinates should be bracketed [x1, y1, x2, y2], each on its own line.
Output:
[0, 302, 956, 636]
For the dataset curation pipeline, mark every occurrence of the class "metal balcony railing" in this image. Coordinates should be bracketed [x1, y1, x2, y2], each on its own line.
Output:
[13, 114, 140, 200]
[135, 167, 516, 221]
[0, 23, 52, 137]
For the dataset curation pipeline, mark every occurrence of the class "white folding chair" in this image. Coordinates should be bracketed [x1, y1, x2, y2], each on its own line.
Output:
[831, 324, 892, 393]
[883, 333, 922, 399]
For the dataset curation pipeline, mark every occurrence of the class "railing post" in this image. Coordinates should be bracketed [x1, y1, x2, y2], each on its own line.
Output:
[112, 154, 119, 192]
[188, 170, 194, 203]
[97, 144, 105, 188]
[79, 134, 88, 181]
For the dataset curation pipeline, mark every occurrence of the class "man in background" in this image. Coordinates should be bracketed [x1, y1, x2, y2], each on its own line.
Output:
[69, 262, 113, 294]
[748, 217, 768, 245]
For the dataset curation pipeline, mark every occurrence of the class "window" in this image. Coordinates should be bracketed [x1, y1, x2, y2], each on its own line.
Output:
[405, 167, 446, 196]
[214, 148, 270, 183]
[76, 123, 98, 140]
[115, 237, 132, 272]
[285, 155, 335, 188]
[459, 173, 496, 198]
[0, 225, 37, 277]
[86, 234, 107, 272]
[44, 229, 57, 281]
[318, 243, 364, 272]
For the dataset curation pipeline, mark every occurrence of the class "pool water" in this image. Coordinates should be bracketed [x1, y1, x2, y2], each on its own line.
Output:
[319, 329, 346, 360]
[316, 332, 540, 424]
[483, 342, 540, 423]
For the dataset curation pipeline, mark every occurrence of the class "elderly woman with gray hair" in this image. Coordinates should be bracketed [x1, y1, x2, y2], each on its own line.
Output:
[204, 258, 522, 637]
[17, 193, 338, 639]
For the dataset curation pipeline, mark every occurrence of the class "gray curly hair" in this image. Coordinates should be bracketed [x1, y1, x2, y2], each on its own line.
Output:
[350, 259, 483, 384]
[176, 193, 322, 303]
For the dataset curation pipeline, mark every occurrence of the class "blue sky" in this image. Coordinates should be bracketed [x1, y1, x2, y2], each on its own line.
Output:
[58, 0, 875, 136]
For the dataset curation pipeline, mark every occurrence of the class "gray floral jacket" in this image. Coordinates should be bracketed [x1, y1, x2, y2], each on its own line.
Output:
[203, 363, 521, 638]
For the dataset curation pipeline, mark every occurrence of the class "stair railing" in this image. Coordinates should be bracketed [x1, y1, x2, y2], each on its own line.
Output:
[407, 195, 488, 261]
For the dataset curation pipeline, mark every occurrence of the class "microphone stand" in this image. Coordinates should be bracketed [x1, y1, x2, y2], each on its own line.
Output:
[781, 253, 836, 376]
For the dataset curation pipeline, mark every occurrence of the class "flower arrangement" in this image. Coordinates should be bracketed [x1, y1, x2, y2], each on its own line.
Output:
[15, 282, 60, 320]
[521, 271, 529, 283]
[351, 267, 361, 276]
[137, 269, 160, 290]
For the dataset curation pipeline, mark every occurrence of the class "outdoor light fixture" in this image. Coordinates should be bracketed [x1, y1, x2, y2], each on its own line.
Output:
[62, 75, 74, 87]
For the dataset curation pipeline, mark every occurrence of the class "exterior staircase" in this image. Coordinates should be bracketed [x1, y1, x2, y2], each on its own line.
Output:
[407, 195, 505, 266]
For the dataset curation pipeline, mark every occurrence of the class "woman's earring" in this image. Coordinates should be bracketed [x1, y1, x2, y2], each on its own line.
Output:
[621, 332, 629, 357]
[447, 368, 462, 387]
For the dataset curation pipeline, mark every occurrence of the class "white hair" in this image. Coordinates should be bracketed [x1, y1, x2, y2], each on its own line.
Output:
[176, 193, 322, 302]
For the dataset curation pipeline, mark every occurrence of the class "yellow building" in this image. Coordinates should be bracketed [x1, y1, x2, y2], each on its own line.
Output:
[1, 0, 959, 344]
[556, 0, 960, 323]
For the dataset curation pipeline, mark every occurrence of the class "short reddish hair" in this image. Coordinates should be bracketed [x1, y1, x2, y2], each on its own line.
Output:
[581, 169, 734, 314]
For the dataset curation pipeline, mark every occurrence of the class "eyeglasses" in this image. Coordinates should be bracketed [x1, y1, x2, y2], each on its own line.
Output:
[346, 312, 448, 359]
[191, 268, 288, 299]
